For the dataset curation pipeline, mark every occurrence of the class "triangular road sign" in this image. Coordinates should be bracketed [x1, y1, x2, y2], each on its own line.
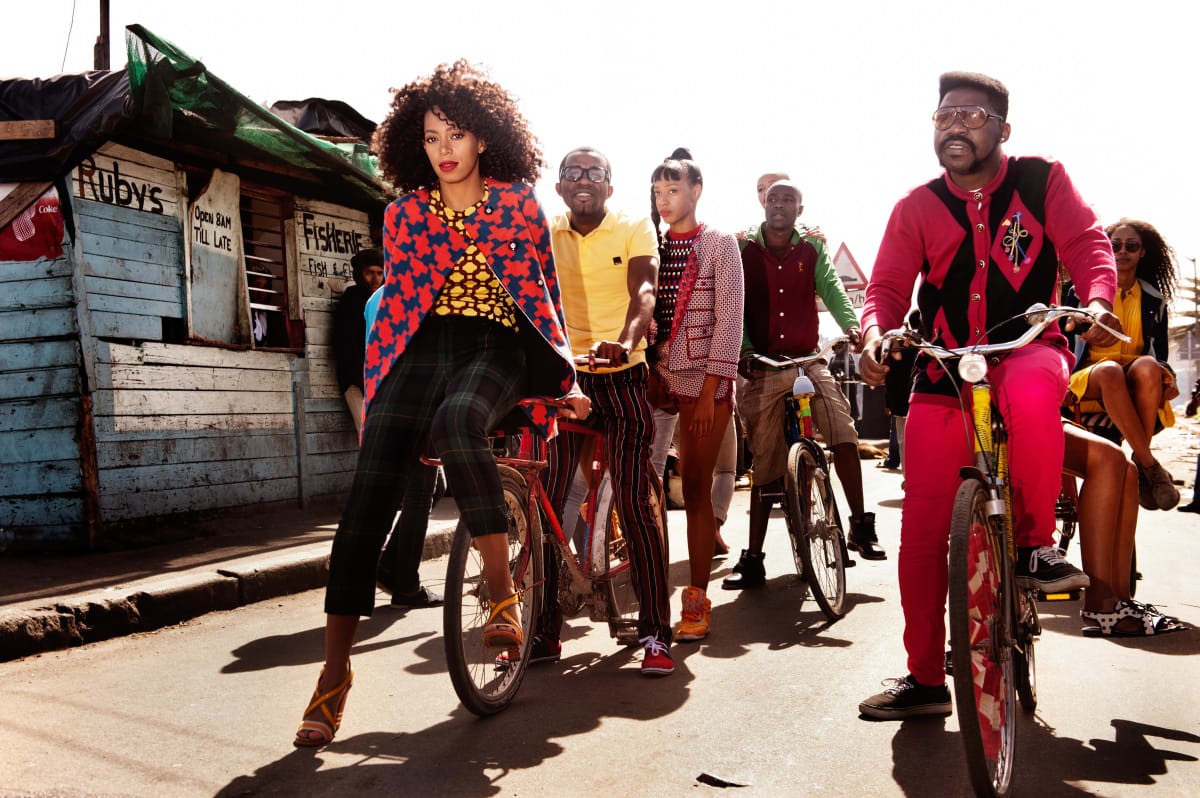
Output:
[832, 242, 868, 290]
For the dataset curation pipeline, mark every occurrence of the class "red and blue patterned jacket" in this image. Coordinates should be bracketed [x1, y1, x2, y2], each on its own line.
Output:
[364, 180, 578, 437]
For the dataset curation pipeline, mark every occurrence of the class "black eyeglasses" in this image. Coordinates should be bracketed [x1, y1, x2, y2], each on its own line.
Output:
[1111, 239, 1141, 253]
[932, 105, 1005, 130]
[559, 166, 610, 183]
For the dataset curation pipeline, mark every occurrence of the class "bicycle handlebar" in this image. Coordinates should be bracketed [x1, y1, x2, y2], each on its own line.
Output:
[877, 303, 1129, 362]
[749, 336, 850, 370]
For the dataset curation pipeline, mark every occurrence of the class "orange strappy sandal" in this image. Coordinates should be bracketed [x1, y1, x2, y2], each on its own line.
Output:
[482, 592, 524, 649]
[294, 666, 353, 747]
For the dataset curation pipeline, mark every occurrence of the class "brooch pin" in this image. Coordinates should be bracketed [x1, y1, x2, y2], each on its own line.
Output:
[1001, 213, 1031, 272]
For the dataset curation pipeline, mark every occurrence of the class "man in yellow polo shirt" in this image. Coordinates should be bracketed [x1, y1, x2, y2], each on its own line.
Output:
[535, 146, 674, 676]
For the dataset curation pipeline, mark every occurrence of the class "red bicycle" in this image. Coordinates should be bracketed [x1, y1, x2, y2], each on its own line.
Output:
[435, 362, 669, 716]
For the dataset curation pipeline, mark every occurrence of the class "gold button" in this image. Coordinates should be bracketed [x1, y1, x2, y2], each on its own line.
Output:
[977, 259, 986, 268]
[973, 192, 983, 201]
[975, 224, 984, 232]
[971, 293, 981, 301]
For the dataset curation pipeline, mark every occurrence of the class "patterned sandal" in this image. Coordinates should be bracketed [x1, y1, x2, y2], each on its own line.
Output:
[294, 666, 354, 747]
[482, 592, 524, 649]
[1081, 600, 1187, 637]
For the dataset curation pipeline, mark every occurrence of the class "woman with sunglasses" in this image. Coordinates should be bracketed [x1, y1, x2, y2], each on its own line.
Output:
[648, 148, 743, 641]
[1065, 218, 1180, 510]
[295, 60, 587, 747]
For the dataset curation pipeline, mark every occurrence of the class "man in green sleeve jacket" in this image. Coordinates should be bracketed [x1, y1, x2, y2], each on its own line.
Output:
[724, 179, 885, 590]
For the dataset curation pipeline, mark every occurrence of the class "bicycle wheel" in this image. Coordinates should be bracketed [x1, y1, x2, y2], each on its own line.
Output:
[606, 467, 670, 644]
[444, 466, 542, 716]
[948, 478, 1016, 798]
[785, 440, 846, 620]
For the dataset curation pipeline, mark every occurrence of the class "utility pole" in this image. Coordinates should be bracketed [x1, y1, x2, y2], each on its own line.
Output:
[92, 0, 110, 70]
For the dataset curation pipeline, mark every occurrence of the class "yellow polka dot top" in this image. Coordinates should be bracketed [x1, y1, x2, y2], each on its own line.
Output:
[429, 185, 519, 330]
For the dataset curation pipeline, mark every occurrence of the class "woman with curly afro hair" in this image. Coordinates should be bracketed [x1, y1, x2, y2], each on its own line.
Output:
[1066, 218, 1181, 511]
[296, 60, 588, 746]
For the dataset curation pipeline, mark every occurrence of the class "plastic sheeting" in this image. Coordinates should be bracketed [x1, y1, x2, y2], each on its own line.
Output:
[0, 70, 133, 182]
[125, 25, 383, 195]
[0, 25, 387, 206]
[270, 98, 376, 141]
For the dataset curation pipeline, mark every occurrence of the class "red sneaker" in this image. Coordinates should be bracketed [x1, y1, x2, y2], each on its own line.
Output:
[639, 635, 674, 676]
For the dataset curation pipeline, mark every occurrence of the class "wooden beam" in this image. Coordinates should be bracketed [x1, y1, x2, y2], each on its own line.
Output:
[0, 181, 53, 231]
[0, 120, 57, 141]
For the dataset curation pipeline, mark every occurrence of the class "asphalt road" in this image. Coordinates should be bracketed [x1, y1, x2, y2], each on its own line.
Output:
[2, 465, 1198, 797]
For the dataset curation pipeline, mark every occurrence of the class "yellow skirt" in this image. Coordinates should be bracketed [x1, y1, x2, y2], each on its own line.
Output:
[1066, 357, 1176, 430]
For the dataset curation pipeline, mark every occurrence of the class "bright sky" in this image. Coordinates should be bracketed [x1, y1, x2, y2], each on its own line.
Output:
[7, 1, 1200, 295]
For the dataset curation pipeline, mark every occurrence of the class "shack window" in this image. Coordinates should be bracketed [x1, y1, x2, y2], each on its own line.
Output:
[240, 185, 301, 349]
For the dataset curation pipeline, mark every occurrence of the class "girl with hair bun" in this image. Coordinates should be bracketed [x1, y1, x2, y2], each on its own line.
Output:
[648, 148, 744, 641]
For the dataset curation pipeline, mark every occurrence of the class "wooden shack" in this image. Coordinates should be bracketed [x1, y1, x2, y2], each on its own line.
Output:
[0, 27, 388, 551]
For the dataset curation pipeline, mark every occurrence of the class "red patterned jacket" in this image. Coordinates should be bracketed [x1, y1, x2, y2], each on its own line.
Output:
[658, 224, 744, 379]
[364, 180, 578, 437]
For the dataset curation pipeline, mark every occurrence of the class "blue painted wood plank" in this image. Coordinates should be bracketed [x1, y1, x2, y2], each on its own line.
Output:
[0, 277, 74, 312]
[0, 307, 76, 341]
[0, 427, 79, 464]
[99, 476, 297, 521]
[0, 340, 79, 373]
[84, 254, 180, 288]
[3, 459, 81, 496]
[94, 432, 295, 469]
[98, 455, 297, 494]
[306, 430, 357, 455]
[75, 197, 180, 233]
[89, 311, 162, 341]
[305, 410, 354, 433]
[4, 523, 81, 551]
[79, 231, 178, 268]
[76, 213, 182, 247]
[86, 292, 182, 319]
[304, 398, 349, 414]
[0, 396, 79, 431]
[308, 470, 353, 497]
[94, 425, 294, 444]
[0, 257, 73, 283]
[308, 451, 356, 475]
[0, 367, 79, 400]
[85, 276, 181, 304]
[0, 495, 84, 526]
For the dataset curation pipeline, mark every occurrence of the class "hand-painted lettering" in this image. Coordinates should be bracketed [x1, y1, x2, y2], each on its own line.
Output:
[75, 155, 167, 214]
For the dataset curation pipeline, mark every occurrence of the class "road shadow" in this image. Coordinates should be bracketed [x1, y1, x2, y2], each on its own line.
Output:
[677, 575, 886, 660]
[888, 712, 1200, 796]
[221, 604, 422, 673]
[214, 640, 694, 797]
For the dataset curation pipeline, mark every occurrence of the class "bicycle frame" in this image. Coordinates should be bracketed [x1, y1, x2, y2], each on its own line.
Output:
[490, 422, 636, 618]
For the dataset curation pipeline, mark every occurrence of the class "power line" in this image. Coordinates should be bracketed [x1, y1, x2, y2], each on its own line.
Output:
[62, 0, 78, 72]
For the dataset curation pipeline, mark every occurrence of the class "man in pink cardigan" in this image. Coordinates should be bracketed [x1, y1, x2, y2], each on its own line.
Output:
[857, 71, 1119, 719]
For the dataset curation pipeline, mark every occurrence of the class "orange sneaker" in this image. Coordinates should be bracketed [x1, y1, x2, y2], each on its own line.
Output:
[675, 586, 711, 641]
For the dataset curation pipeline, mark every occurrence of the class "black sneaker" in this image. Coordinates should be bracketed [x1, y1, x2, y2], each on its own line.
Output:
[859, 675, 952, 720]
[1015, 545, 1090, 592]
[848, 512, 886, 560]
[721, 549, 766, 589]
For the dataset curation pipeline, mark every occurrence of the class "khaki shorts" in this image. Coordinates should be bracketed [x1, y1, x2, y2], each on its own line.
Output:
[738, 360, 858, 485]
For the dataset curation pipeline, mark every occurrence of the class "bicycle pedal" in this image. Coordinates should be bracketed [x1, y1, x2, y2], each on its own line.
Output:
[1036, 589, 1080, 602]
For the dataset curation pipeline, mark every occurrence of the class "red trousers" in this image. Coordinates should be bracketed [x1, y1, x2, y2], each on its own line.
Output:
[900, 343, 1069, 686]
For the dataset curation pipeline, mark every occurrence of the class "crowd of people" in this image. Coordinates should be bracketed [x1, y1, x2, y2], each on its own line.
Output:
[295, 63, 1192, 746]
